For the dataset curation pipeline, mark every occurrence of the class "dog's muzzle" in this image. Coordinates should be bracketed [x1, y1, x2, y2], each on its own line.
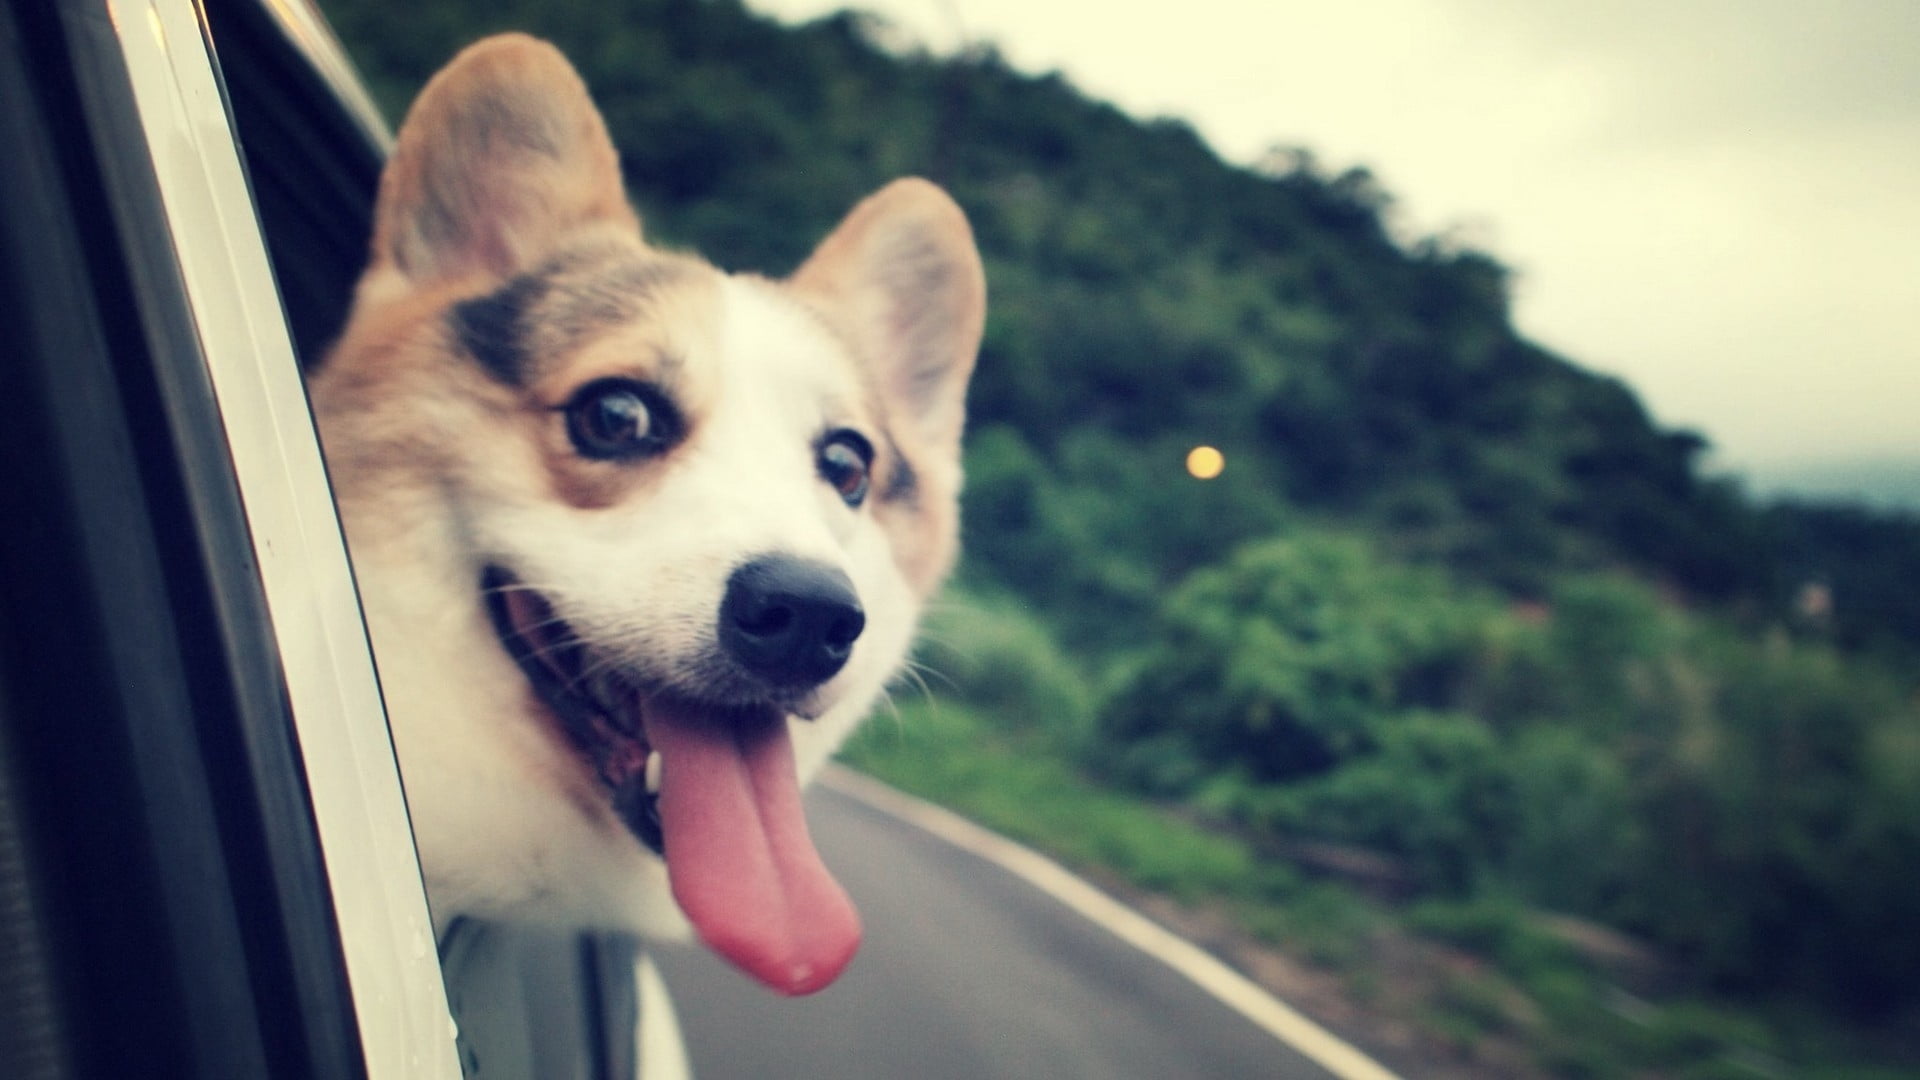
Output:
[477, 561, 866, 995]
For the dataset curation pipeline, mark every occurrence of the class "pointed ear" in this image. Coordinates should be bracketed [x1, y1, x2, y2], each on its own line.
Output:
[372, 34, 638, 284]
[791, 179, 985, 454]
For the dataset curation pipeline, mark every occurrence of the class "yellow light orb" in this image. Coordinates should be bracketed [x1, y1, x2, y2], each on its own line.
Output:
[1186, 445, 1225, 480]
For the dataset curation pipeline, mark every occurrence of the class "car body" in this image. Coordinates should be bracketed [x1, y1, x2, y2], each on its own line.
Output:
[0, 0, 536, 1076]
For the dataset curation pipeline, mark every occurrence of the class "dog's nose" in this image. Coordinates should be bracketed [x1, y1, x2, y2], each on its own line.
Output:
[720, 556, 865, 688]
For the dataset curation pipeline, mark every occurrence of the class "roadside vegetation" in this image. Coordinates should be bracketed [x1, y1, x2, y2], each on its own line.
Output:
[846, 584, 1918, 1078]
[321, 1, 1920, 1074]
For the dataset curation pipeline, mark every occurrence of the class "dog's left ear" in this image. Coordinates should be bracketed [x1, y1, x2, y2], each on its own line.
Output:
[372, 34, 638, 284]
[791, 179, 985, 454]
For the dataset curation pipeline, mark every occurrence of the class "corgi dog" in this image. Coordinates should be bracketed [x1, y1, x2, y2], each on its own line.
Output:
[309, 33, 982, 996]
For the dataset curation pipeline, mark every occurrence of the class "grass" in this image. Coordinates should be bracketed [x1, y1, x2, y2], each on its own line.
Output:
[845, 697, 1281, 908]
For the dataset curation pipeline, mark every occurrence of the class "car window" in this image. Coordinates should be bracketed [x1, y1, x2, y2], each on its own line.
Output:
[0, 0, 461, 1076]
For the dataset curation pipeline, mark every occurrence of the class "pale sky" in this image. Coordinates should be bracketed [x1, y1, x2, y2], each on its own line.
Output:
[748, 0, 1919, 486]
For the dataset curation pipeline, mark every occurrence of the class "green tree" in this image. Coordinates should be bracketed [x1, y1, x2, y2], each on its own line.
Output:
[1097, 532, 1497, 792]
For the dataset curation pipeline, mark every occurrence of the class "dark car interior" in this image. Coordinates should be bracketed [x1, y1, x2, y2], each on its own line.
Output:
[0, 0, 375, 1075]
[209, 0, 383, 368]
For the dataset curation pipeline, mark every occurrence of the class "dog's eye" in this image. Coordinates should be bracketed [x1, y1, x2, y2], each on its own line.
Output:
[564, 379, 674, 460]
[818, 432, 873, 507]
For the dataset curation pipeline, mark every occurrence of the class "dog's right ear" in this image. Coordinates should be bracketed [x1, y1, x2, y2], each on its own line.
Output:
[790, 179, 985, 457]
[372, 34, 638, 284]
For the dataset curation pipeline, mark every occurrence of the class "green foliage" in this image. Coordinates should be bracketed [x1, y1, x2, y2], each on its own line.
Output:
[1469, 573, 1691, 743]
[910, 589, 1097, 746]
[1766, 500, 1920, 660]
[840, 700, 1278, 906]
[1094, 533, 1920, 1014]
[959, 423, 1291, 650]
[1618, 632, 1920, 1010]
[1262, 882, 1382, 969]
[1259, 711, 1515, 894]
[1098, 531, 1498, 790]
[1500, 728, 1643, 914]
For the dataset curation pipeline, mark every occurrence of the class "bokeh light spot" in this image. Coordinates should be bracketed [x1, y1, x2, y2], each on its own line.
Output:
[1186, 445, 1224, 479]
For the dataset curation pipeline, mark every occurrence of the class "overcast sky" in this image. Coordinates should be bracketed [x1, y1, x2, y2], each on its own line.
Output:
[748, 0, 1919, 485]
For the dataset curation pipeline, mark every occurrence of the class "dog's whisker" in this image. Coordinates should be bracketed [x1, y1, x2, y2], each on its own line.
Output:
[498, 610, 580, 639]
[506, 622, 583, 655]
[565, 651, 634, 699]
[892, 662, 931, 701]
[900, 659, 955, 698]
[479, 576, 572, 594]
[871, 688, 906, 734]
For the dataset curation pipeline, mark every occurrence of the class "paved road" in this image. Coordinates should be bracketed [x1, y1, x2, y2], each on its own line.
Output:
[651, 784, 1339, 1080]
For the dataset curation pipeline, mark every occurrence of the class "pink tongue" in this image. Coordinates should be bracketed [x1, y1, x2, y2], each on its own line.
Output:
[644, 700, 861, 995]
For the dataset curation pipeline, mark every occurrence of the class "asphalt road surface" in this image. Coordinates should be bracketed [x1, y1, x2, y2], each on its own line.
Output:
[651, 783, 1340, 1080]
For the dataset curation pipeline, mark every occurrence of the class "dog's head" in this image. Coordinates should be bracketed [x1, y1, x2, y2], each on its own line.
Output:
[310, 34, 982, 995]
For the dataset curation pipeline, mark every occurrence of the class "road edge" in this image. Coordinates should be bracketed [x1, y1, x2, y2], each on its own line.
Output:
[819, 764, 1405, 1080]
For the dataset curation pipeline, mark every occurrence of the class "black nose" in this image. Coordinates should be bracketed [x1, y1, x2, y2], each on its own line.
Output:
[719, 556, 865, 688]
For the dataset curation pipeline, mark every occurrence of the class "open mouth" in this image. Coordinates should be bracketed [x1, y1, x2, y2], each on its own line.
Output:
[482, 566, 663, 853]
[478, 565, 863, 995]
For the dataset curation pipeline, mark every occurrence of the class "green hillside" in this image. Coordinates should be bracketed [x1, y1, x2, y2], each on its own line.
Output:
[318, 0, 1920, 1070]
[322, 0, 1917, 647]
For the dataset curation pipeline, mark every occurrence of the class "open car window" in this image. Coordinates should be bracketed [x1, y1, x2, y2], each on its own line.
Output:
[0, 0, 457, 1076]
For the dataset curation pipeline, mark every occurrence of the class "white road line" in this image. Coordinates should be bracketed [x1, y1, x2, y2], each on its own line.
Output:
[820, 765, 1404, 1080]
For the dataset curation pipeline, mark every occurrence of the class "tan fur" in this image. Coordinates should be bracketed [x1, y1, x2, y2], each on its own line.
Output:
[791, 179, 986, 454]
[787, 182, 984, 593]
[522, 268, 726, 511]
[374, 33, 637, 282]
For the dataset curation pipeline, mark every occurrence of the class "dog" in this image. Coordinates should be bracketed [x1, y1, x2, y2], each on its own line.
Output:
[309, 33, 983, 997]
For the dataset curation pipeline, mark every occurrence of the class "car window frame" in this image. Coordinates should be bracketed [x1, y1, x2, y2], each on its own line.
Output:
[0, 0, 460, 1076]
[105, 0, 462, 1074]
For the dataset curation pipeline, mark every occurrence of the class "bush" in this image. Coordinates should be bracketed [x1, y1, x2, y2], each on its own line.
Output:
[1502, 728, 1644, 916]
[1097, 530, 1500, 791]
[1264, 710, 1513, 893]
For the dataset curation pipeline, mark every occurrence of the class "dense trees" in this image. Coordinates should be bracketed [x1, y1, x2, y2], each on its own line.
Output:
[320, 0, 1920, 1021]
[1098, 541, 1920, 1010]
